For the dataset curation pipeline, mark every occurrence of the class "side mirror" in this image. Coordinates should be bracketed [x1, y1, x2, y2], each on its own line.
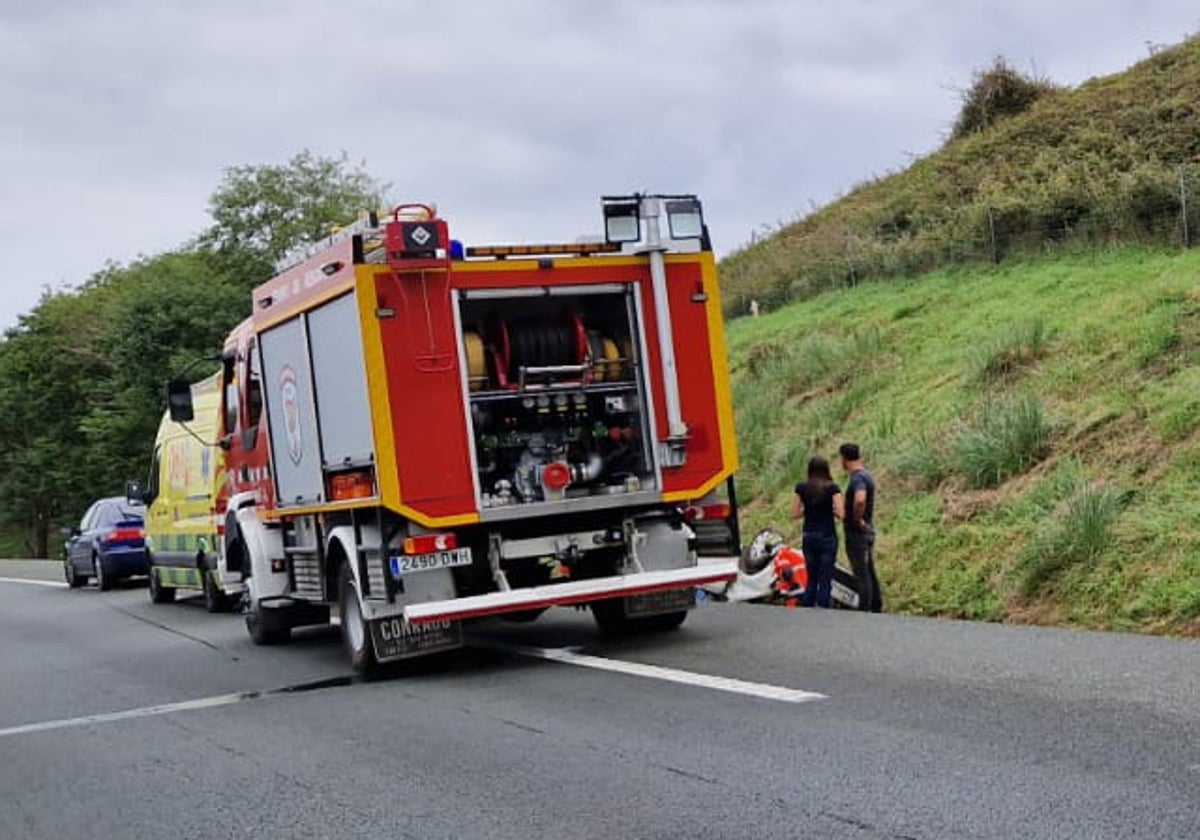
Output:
[125, 480, 143, 506]
[166, 380, 194, 423]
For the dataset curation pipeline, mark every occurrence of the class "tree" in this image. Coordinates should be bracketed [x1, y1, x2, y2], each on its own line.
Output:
[202, 150, 389, 277]
[0, 291, 107, 557]
[79, 250, 247, 492]
[0, 150, 390, 555]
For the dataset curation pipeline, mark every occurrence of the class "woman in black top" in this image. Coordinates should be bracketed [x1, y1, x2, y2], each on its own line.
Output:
[791, 456, 845, 608]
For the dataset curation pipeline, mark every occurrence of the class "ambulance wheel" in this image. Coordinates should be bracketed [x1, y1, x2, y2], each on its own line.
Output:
[245, 599, 290, 645]
[148, 567, 175, 603]
[338, 563, 377, 676]
[93, 554, 113, 592]
[64, 559, 85, 589]
[202, 568, 230, 613]
[591, 598, 689, 637]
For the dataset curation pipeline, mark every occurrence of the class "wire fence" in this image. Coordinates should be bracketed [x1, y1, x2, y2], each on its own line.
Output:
[732, 163, 1200, 316]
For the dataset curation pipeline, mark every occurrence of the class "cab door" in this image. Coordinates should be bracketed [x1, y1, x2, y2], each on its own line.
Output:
[144, 445, 173, 566]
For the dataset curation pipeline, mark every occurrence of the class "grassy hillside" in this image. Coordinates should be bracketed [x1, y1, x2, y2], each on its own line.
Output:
[728, 247, 1200, 635]
[722, 36, 1200, 313]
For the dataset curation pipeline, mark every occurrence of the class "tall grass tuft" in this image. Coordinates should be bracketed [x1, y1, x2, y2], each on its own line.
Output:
[970, 318, 1048, 383]
[891, 430, 951, 489]
[952, 395, 1049, 488]
[1018, 484, 1126, 595]
[1134, 301, 1181, 369]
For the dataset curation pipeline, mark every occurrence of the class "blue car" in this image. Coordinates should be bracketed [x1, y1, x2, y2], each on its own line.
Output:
[63, 496, 148, 590]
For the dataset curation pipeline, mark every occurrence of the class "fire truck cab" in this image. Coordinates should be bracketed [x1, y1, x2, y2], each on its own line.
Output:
[172, 194, 741, 672]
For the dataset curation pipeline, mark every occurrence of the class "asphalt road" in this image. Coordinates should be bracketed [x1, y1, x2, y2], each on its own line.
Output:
[2, 560, 1199, 839]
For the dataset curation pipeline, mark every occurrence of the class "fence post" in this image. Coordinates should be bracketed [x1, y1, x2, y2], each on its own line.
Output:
[1181, 166, 1191, 249]
[844, 232, 858, 287]
[986, 205, 999, 264]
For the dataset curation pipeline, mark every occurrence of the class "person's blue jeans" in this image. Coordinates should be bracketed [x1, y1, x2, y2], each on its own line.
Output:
[800, 532, 838, 608]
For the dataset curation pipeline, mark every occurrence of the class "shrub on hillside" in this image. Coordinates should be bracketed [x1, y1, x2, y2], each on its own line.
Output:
[952, 57, 1060, 139]
[720, 38, 1200, 314]
[1118, 163, 1182, 233]
[952, 394, 1049, 488]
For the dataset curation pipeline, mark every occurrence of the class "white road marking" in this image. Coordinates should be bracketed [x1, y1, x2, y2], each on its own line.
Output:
[0, 576, 66, 589]
[0, 692, 253, 739]
[503, 644, 827, 704]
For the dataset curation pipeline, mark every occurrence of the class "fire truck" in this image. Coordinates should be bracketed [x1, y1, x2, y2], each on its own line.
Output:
[167, 194, 742, 672]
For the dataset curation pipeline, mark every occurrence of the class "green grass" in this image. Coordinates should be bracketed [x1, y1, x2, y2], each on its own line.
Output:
[727, 247, 1200, 635]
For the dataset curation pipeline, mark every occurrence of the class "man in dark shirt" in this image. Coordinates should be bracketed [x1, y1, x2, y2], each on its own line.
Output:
[839, 442, 882, 613]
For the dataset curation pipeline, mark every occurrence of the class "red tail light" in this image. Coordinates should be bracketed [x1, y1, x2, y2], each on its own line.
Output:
[683, 503, 732, 523]
[105, 527, 144, 544]
[403, 533, 457, 554]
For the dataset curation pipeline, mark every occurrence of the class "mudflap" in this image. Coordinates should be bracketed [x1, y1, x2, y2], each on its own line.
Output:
[369, 617, 465, 663]
[624, 587, 696, 618]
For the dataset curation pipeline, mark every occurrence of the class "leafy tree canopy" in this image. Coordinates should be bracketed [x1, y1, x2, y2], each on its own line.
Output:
[202, 150, 390, 274]
[0, 150, 388, 556]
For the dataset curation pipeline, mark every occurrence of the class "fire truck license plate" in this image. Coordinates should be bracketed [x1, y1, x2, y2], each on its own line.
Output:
[370, 618, 463, 661]
[388, 547, 473, 577]
[625, 588, 697, 617]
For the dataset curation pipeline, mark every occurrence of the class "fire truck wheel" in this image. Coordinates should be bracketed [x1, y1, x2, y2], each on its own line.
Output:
[591, 598, 689, 637]
[94, 554, 113, 592]
[338, 563, 377, 675]
[202, 568, 230, 613]
[245, 599, 290, 645]
[148, 566, 175, 603]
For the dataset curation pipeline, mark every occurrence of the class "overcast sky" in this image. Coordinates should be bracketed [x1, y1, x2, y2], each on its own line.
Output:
[1, 1, 1196, 330]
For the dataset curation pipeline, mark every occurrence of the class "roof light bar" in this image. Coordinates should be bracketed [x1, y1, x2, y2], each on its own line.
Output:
[465, 242, 621, 258]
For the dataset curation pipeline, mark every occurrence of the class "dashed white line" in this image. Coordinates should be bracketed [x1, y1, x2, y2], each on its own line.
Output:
[502, 644, 827, 704]
[0, 692, 252, 739]
[0, 576, 66, 589]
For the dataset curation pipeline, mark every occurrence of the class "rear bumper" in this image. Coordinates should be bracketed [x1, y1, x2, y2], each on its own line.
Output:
[403, 561, 738, 624]
[101, 546, 149, 575]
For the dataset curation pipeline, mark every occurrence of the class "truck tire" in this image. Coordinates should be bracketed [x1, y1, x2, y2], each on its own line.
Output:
[202, 568, 230, 613]
[338, 563, 377, 675]
[245, 598, 290, 645]
[94, 554, 113, 592]
[64, 559, 85, 589]
[148, 565, 176, 603]
[591, 598, 688, 637]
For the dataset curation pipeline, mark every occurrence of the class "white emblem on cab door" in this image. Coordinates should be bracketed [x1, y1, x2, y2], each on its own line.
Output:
[279, 364, 302, 465]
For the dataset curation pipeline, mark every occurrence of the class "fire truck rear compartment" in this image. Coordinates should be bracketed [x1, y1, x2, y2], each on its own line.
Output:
[458, 285, 657, 516]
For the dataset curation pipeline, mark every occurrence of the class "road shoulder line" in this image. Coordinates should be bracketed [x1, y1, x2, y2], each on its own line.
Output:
[500, 644, 827, 704]
[0, 576, 66, 588]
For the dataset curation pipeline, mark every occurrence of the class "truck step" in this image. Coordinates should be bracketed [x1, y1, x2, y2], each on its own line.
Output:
[403, 561, 737, 624]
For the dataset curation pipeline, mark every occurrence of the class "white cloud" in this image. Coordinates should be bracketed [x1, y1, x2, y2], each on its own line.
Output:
[0, 0, 1196, 328]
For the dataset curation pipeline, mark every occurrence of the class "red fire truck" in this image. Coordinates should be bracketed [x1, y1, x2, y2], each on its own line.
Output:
[168, 194, 742, 672]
